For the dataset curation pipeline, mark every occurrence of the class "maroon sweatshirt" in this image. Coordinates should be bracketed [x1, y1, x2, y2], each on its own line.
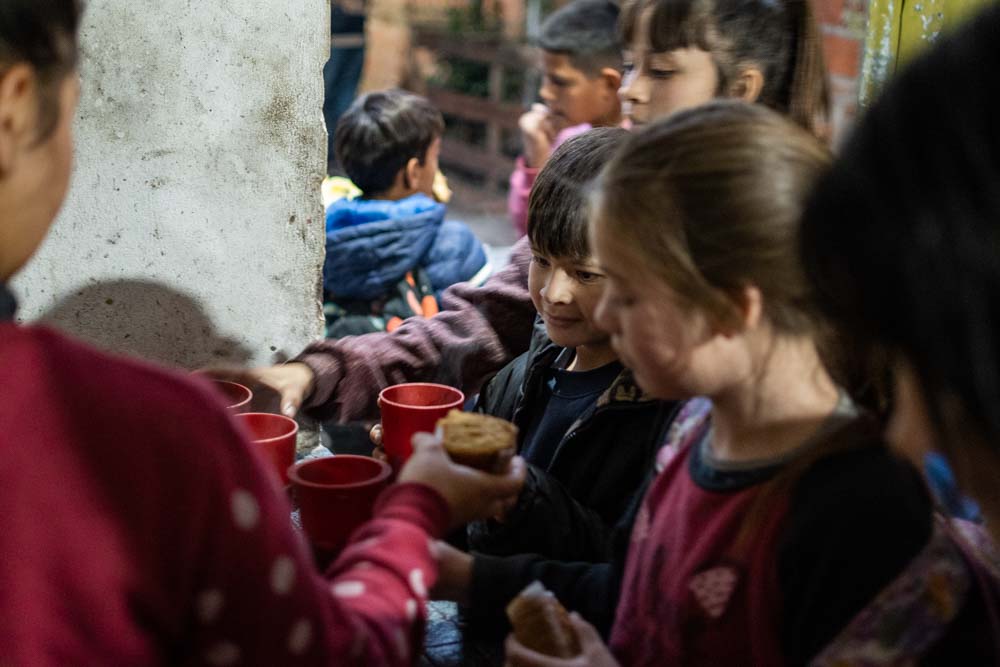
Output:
[297, 236, 534, 423]
[0, 290, 450, 666]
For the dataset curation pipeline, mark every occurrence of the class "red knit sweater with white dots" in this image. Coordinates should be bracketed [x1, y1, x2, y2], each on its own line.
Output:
[0, 322, 448, 666]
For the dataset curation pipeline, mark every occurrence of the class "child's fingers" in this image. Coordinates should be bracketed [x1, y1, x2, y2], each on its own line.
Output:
[411, 431, 444, 454]
[368, 423, 382, 446]
[567, 613, 602, 646]
[280, 387, 304, 417]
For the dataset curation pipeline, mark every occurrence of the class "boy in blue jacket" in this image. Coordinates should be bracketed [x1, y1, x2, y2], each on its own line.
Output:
[324, 89, 490, 337]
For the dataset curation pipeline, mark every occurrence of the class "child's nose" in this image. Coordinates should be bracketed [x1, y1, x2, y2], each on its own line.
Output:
[593, 291, 616, 332]
[543, 271, 574, 304]
[539, 82, 557, 104]
[619, 67, 647, 104]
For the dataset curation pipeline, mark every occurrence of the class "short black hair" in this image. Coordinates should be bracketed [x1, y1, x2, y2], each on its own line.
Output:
[0, 0, 81, 141]
[334, 89, 445, 196]
[528, 126, 628, 260]
[800, 4, 1000, 446]
[539, 0, 622, 75]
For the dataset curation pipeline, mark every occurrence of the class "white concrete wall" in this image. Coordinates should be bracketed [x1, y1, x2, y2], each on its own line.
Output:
[12, 0, 328, 369]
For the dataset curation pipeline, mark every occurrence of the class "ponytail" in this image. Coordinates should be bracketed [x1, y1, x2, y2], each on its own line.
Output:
[785, 0, 831, 138]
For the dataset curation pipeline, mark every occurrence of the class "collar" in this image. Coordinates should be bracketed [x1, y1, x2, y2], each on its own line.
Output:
[0, 283, 16, 321]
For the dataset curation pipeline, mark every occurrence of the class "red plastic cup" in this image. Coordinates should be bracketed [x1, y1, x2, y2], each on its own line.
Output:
[211, 380, 253, 413]
[288, 455, 392, 553]
[235, 413, 298, 485]
[378, 382, 464, 470]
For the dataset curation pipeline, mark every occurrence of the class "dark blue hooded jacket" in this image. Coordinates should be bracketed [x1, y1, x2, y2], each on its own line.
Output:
[323, 194, 488, 300]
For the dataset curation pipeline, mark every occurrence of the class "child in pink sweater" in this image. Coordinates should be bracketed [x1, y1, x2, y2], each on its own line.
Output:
[508, 0, 623, 236]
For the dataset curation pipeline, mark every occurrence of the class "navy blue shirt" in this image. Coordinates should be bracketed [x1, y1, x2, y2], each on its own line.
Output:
[520, 349, 623, 471]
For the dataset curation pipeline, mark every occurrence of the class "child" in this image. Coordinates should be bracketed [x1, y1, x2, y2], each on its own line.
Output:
[619, 0, 828, 137]
[509, 0, 623, 236]
[210, 0, 833, 424]
[506, 103, 993, 666]
[801, 4, 1000, 555]
[0, 3, 526, 664]
[431, 129, 677, 633]
[323, 89, 489, 337]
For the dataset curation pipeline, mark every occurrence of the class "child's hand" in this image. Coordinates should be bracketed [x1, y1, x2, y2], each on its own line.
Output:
[504, 613, 619, 667]
[369, 423, 387, 461]
[520, 104, 563, 169]
[201, 362, 315, 417]
[398, 433, 526, 531]
[429, 540, 473, 605]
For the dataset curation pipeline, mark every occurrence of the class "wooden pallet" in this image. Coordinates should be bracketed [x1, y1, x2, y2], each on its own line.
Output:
[413, 27, 536, 189]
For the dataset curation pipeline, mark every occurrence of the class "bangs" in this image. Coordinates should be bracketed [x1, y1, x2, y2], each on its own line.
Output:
[621, 0, 715, 53]
[527, 182, 592, 263]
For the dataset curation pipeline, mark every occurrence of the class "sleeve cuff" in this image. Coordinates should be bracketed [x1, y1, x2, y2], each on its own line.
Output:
[374, 482, 451, 538]
[513, 156, 540, 185]
[292, 349, 344, 415]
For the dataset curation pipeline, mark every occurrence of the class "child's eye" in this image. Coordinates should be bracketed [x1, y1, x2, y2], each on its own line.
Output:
[532, 255, 551, 268]
[576, 270, 603, 283]
[621, 61, 635, 74]
[650, 68, 677, 79]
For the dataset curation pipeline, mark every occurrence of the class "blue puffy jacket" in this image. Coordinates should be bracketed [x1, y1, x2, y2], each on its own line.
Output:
[323, 194, 489, 300]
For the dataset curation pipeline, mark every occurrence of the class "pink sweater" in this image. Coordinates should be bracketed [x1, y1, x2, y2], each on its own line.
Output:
[507, 123, 593, 237]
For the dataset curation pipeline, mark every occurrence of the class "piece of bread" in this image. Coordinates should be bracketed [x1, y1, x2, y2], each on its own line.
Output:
[506, 582, 581, 658]
[436, 409, 517, 473]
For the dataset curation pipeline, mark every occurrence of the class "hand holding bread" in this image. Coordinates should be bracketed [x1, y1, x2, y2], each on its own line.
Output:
[398, 432, 525, 530]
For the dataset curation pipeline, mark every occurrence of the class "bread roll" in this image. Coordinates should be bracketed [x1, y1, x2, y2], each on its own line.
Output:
[506, 581, 581, 658]
[436, 409, 517, 473]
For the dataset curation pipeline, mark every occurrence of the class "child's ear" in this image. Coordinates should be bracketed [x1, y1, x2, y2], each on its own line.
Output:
[718, 285, 763, 337]
[730, 66, 765, 104]
[403, 157, 421, 192]
[598, 67, 623, 95]
[0, 64, 38, 176]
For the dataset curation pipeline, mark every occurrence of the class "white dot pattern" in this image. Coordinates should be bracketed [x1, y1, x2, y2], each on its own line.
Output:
[405, 599, 418, 621]
[288, 618, 313, 655]
[230, 489, 259, 531]
[196, 589, 225, 624]
[408, 569, 427, 598]
[205, 641, 241, 666]
[270, 556, 296, 595]
[332, 580, 366, 598]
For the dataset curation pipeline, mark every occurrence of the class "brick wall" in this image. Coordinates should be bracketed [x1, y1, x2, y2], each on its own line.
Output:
[815, 0, 869, 144]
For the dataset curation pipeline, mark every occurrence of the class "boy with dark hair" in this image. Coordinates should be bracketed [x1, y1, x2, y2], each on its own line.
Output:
[509, 0, 624, 236]
[431, 128, 678, 634]
[324, 89, 489, 337]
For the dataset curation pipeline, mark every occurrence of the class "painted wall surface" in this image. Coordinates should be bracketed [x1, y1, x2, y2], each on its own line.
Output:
[860, 0, 989, 106]
[12, 0, 328, 369]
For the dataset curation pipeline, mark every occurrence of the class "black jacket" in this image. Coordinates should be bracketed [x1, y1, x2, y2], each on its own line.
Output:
[466, 321, 679, 634]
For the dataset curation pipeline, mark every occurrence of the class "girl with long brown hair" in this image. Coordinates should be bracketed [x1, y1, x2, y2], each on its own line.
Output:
[505, 102, 993, 666]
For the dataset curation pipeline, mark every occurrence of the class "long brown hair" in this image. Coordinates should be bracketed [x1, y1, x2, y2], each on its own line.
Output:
[595, 102, 871, 553]
[621, 0, 830, 137]
[594, 101, 832, 337]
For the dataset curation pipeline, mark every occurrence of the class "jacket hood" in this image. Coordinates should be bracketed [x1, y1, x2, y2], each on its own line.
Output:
[324, 194, 446, 299]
